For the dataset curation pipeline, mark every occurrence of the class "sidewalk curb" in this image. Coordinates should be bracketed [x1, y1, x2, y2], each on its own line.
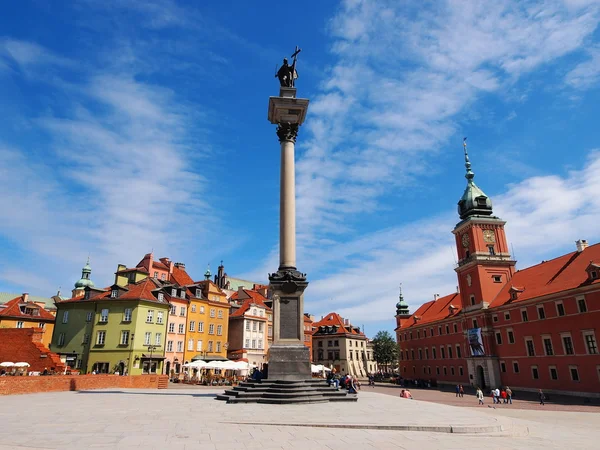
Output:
[229, 422, 504, 434]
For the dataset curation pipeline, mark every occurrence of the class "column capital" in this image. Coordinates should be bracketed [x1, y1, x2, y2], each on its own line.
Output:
[276, 123, 299, 143]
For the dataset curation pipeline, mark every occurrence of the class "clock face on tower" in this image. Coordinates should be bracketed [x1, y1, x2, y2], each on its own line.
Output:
[483, 229, 496, 243]
[461, 233, 470, 248]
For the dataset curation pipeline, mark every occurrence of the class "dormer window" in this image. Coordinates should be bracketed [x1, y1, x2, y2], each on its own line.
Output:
[510, 291, 517, 300]
[180, 290, 186, 299]
[171, 288, 177, 297]
[493, 275, 502, 283]
[111, 289, 118, 298]
[196, 289, 201, 298]
[476, 197, 487, 207]
[158, 292, 164, 301]
[592, 271, 598, 280]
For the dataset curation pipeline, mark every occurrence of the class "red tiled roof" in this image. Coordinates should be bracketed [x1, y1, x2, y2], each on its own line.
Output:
[59, 278, 166, 304]
[402, 293, 461, 329]
[489, 243, 600, 308]
[171, 265, 195, 286]
[230, 289, 272, 317]
[152, 260, 170, 271]
[136, 253, 153, 270]
[0, 296, 56, 321]
[312, 312, 365, 336]
[115, 267, 149, 274]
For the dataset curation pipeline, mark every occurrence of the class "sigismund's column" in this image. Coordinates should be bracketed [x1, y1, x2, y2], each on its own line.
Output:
[267, 51, 310, 381]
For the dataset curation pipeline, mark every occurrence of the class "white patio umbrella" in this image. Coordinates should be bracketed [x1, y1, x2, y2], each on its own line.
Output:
[14, 362, 31, 368]
[0, 362, 15, 368]
[183, 360, 206, 369]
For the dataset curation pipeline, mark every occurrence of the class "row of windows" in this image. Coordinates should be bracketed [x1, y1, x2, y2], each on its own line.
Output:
[500, 361, 595, 383]
[495, 331, 598, 356]
[493, 298, 588, 324]
[244, 338, 264, 349]
[401, 344, 462, 361]
[166, 340, 184, 352]
[56, 330, 163, 347]
[400, 322, 461, 342]
[168, 304, 225, 319]
[403, 365, 465, 377]
[184, 321, 223, 335]
[245, 321, 264, 332]
[64, 309, 136, 325]
[15, 321, 46, 329]
[186, 339, 221, 353]
[315, 350, 372, 360]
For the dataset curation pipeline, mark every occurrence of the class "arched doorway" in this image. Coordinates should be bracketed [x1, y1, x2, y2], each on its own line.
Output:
[165, 361, 171, 376]
[476, 365, 486, 389]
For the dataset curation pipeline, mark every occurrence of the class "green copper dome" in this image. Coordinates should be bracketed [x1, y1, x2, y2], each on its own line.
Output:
[74, 258, 95, 289]
[458, 139, 493, 220]
[204, 264, 211, 280]
[396, 285, 409, 316]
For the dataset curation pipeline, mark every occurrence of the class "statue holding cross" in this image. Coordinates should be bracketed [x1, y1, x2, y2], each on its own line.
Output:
[276, 46, 301, 88]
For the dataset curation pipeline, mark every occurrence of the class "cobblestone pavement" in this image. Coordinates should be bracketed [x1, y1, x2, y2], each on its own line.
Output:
[368, 382, 600, 413]
[1, 385, 599, 449]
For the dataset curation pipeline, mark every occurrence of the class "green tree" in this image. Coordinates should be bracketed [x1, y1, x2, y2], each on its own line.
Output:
[372, 330, 398, 372]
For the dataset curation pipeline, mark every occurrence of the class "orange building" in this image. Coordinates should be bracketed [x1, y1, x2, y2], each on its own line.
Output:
[0, 293, 55, 347]
[396, 143, 600, 396]
[304, 313, 313, 361]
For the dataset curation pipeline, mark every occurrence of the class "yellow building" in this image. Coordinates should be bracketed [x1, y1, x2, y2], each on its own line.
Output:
[183, 278, 230, 363]
[0, 293, 55, 348]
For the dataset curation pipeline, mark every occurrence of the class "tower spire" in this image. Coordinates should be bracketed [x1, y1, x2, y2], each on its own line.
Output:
[463, 137, 474, 183]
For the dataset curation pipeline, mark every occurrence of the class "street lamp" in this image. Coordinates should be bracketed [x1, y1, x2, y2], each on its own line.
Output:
[147, 345, 158, 374]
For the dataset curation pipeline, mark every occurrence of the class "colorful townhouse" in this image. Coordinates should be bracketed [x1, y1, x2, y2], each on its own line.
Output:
[396, 142, 600, 396]
[52, 265, 170, 374]
[312, 312, 376, 377]
[0, 293, 56, 348]
[183, 275, 230, 364]
[227, 287, 272, 369]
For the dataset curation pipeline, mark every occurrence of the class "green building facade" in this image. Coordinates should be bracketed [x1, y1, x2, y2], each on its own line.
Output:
[52, 278, 170, 375]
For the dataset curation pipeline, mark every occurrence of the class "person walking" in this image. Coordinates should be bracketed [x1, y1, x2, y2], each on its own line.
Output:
[501, 388, 507, 403]
[459, 385, 465, 398]
[455, 384, 460, 397]
[506, 386, 513, 404]
[494, 387, 501, 405]
[539, 389, 545, 405]
[476, 387, 484, 405]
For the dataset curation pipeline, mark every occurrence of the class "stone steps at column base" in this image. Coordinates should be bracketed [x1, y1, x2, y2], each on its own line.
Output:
[216, 380, 358, 404]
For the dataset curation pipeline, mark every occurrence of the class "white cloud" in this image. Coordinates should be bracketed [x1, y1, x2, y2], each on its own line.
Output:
[294, 0, 600, 245]
[0, 41, 226, 293]
[304, 150, 600, 327]
[565, 46, 600, 89]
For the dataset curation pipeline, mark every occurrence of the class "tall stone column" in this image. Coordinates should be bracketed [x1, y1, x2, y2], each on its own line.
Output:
[267, 86, 310, 381]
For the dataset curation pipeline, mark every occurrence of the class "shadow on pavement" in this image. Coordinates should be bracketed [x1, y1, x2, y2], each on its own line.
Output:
[75, 390, 217, 398]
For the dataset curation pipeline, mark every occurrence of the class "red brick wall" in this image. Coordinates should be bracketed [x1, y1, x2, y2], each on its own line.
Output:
[0, 328, 66, 372]
[0, 374, 169, 396]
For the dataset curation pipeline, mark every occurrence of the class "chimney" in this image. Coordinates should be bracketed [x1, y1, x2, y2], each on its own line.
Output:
[433, 293, 440, 301]
[344, 318, 349, 325]
[174, 262, 186, 269]
[22, 293, 29, 302]
[456, 285, 460, 293]
[576, 239, 589, 252]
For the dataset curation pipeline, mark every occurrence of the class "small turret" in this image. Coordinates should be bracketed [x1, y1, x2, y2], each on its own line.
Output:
[204, 264, 211, 281]
[395, 284, 410, 316]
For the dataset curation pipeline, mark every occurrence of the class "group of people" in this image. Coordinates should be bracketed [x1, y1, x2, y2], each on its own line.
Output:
[455, 384, 465, 397]
[473, 386, 513, 405]
[326, 369, 360, 394]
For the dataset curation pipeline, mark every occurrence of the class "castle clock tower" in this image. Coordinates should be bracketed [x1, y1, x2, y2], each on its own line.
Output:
[453, 139, 516, 311]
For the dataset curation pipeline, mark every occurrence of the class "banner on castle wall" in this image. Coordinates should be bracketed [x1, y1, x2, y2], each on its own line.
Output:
[468, 328, 485, 356]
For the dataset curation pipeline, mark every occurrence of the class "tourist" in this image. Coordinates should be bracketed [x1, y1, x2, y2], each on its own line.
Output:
[494, 387, 501, 404]
[455, 384, 460, 397]
[539, 389, 545, 405]
[405, 389, 413, 399]
[348, 377, 358, 394]
[501, 388, 507, 403]
[459, 385, 464, 398]
[368, 373, 375, 387]
[476, 387, 484, 405]
[327, 369, 340, 390]
[506, 386, 513, 404]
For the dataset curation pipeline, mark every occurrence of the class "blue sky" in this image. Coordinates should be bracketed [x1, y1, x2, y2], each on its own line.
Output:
[1, 0, 600, 338]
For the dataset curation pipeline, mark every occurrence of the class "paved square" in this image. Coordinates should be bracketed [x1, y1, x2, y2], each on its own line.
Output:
[1, 386, 599, 449]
